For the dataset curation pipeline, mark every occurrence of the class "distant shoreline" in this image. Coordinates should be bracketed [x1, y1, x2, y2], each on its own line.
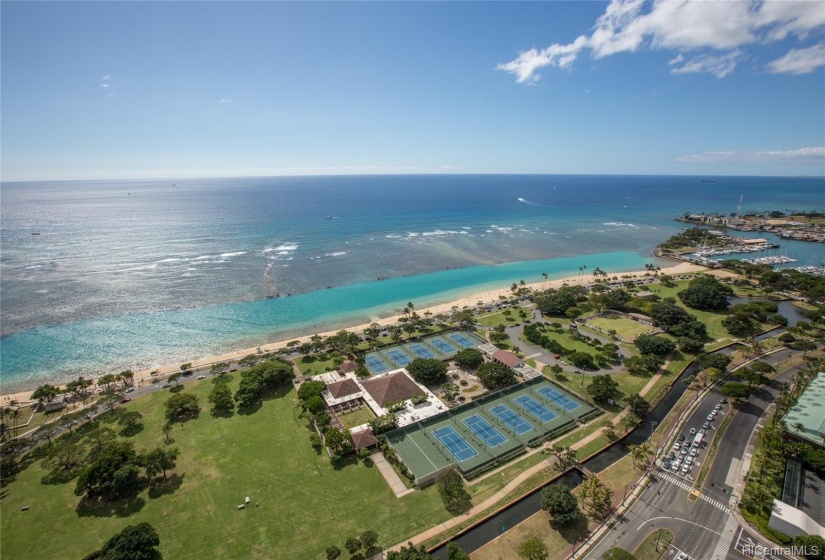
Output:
[0, 260, 705, 404]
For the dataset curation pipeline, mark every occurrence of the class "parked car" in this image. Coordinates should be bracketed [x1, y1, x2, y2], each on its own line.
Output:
[678, 434, 686, 442]
[125, 387, 135, 393]
[663, 460, 672, 469]
[197, 375, 206, 380]
[689, 427, 697, 435]
[230, 368, 238, 372]
[715, 403, 722, 410]
[700, 429, 707, 435]
[120, 397, 131, 403]
[681, 464, 690, 474]
[702, 422, 710, 429]
[707, 414, 714, 421]
[668, 452, 676, 460]
[690, 448, 699, 457]
[673, 442, 681, 451]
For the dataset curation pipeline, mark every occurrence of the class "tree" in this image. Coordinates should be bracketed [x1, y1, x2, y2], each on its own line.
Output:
[454, 348, 484, 369]
[791, 339, 818, 359]
[179, 362, 192, 374]
[678, 275, 732, 310]
[587, 375, 619, 404]
[407, 358, 448, 386]
[360, 530, 380, 554]
[437, 468, 471, 514]
[625, 394, 650, 417]
[552, 444, 577, 471]
[118, 370, 134, 388]
[87, 427, 117, 453]
[540, 484, 582, 524]
[142, 446, 179, 480]
[722, 382, 751, 403]
[324, 427, 352, 455]
[386, 543, 431, 560]
[31, 384, 60, 406]
[117, 410, 144, 436]
[476, 361, 518, 390]
[82, 522, 160, 560]
[35, 422, 61, 446]
[518, 537, 549, 560]
[635, 335, 676, 356]
[678, 336, 704, 354]
[164, 392, 200, 422]
[75, 441, 141, 501]
[739, 367, 770, 390]
[697, 352, 732, 372]
[168, 372, 182, 386]
[723, 312, 761, 338]
[46, 442, 86, 473]
[208, 382, 235, 415]
[568, 351, 597, 370]
[580, 474, 613, 517]
[325, 545, 342, 560]
[161, 422, 173, 445]
[344, 536, 362, 556]
[792, 535, 825, 560]
[446, 542, 470, 560]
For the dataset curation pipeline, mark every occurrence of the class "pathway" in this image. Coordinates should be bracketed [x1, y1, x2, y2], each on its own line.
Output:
[371, 450, 415, 498]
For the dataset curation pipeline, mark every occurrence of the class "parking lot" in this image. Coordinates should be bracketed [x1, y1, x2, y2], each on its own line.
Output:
[662, 398, 727, 481]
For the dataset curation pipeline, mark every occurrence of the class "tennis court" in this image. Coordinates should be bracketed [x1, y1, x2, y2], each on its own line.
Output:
[364, 353, 391, 374]
[463, 415, 507, 447]
[433, 426, 478, 462]
[513, 395, 558, 423]
[406, 343, 437, 359]
[448, 332, 482, 349]
[384, 348, 413, 367]
[537, 386, 580, 411]
[488, 404, 534, 435]
[428, 337, 457, 355]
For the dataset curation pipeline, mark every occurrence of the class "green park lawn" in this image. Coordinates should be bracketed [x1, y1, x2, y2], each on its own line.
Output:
[338, 407, 375, 430]
[294, 354, 339, 376]
[0, 377, 449, 560]
[586, 315, 654, 340]
[477, 306, 531, 328]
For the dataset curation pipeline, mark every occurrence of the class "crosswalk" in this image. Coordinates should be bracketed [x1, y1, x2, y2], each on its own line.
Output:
[710, 515, 739, 559]
[658, 472, 730, 513]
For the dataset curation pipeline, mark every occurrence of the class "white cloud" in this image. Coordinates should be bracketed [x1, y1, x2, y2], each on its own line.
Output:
[99, 83, 110, 88]
[669, 51, 741, 78]
[219, 98, 233, 103]
[677, 146, 825, 163]
[498, 0, 825, 82]
[102, 75, 110, 81]
[767, 43, 825, 74]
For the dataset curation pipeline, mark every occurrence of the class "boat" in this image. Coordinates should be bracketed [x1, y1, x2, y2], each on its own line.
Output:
[31, 232, 40, 235]
[701, 179, 716, 183]
[325, 216, 335, 220]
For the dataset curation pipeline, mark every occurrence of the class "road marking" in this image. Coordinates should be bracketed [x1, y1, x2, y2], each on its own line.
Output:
[658, 472, 730, 513]
[725, 457, 742, 487]
[710, 515, 739, 559]
[636, 516, 723, 537]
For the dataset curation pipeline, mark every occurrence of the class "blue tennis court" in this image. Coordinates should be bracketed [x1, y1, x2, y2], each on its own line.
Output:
[463, 415, 507, 447]
[448, 332, 479, 349]
[433, 426, 478, 462]
[488, 405, 534, 435]
[407, 343, 437, 359]
[365, 354, 391, 374]
[513, 395, 559, 422]
[385, 348, 413, 367]
[428, 338, 457, 355]
[537, 386, 581, 411]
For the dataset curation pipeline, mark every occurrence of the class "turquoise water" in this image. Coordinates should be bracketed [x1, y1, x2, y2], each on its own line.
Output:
[0, 251, 648, 390]
[1, 174, 822, 391]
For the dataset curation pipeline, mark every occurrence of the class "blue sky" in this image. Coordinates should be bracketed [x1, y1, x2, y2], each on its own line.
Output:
[2, 1, 823, 181]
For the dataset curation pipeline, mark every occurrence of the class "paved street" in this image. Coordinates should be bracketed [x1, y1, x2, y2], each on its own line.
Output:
[584, 348, 802, 560]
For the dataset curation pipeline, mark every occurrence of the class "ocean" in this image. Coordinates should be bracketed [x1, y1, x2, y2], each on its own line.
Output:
[1, 174, 822, 392]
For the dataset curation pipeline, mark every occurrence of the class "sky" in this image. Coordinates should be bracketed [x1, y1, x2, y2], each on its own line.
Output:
[1, 1, 824, 181]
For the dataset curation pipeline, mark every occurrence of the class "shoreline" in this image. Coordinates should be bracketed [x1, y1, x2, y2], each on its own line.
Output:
[1, 261, 706, 404]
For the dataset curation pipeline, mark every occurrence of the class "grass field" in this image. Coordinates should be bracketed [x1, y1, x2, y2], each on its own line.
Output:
[294, 354, 339, 376]
[476, 306, 531, 328]
[587, 315, 653, 340]
[338, 407, 375, 430]
[635, 529, 674, 560]
[0, 378, 450, 560]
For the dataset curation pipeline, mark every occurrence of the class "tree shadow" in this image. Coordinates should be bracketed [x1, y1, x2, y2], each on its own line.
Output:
[236, 401, 263, 416]
[550, 516, 590, 544]
[98, 409, 125, 425]
[119, 423, 144, 437]
[331, 454, 359, 471]
[147, 474, 184, 499]
[210, 408, 235, 419]
[41, 467, 81, 485]
[76, 493, 146, 518]
[169, 385, 185, 394]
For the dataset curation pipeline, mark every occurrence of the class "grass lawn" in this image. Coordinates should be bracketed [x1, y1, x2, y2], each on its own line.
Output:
[294, 354, 339, 376]
[471, 509, 588, 560]
[476, 306, 531, 328]
[635, 529, 674, 560]
[338, 407, 375, 430]
[0, 378, 450, 560]
[586, 315, 654, 340]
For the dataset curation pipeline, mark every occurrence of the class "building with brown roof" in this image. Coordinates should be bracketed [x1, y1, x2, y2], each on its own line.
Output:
[360, 371, 424, 408]
[351, 428, 379, 452]
[327, 378, 361, 400]
[491, 349, 523, 369]
[338, 361, 358, 374]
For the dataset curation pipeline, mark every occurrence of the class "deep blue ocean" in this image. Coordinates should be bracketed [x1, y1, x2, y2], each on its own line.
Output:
[1, 174, 823, 391]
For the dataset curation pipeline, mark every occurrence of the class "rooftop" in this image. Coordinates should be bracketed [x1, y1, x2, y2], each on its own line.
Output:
[492, 349, 522, 368]
[783, 372, 825, 448]
[360, 371, 424, 407]
[350, 428, 379, 451]
[327, 378, 361, 399]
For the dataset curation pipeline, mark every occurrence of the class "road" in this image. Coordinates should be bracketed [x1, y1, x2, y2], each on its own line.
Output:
[584, 348, 802, 560]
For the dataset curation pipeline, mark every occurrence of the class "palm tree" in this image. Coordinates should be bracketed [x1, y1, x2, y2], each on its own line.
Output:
[542, 272, 548, 291]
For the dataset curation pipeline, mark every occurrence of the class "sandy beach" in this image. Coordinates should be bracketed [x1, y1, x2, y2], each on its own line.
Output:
[1, 261, 706, 404]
